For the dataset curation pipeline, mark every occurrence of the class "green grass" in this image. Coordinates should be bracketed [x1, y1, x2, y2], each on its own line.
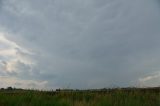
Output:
[0, 88, 159, 106]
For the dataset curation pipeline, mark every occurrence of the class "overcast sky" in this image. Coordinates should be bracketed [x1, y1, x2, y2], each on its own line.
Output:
[0, 0, 160, 89]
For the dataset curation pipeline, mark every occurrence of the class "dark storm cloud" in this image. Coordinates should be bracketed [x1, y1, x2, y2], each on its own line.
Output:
[0, 0, 160, 89]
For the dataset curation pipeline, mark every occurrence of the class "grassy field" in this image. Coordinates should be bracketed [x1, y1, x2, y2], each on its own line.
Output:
[0, 87, 159, 106]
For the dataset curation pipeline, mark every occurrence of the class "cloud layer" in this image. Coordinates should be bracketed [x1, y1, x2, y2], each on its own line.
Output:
[0, 0, 160, 89]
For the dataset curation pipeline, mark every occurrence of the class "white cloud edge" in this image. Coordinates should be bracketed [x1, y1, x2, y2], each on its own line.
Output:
[0, 76, 49, 89]
[138, 71, 160, 87]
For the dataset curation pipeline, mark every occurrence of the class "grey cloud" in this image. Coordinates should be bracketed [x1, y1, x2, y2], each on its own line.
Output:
[0, 0, 160, 89]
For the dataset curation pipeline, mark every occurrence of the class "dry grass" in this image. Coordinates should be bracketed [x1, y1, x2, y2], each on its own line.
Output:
[0, 87, 159, 106]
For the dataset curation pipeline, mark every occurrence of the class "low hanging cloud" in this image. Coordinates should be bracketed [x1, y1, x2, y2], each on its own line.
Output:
[0, 0, 160, 89]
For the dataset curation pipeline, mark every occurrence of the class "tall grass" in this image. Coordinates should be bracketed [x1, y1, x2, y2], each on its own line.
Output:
[0, 88, 159, 106]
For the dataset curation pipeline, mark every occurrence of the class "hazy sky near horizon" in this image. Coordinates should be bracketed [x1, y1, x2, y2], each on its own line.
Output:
[0, 0, 160, 89]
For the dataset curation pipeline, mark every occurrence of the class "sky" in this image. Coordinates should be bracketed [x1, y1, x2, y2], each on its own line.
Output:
[0, 0, 160, 90]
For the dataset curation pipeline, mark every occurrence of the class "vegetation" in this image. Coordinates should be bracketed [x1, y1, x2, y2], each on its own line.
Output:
[0, 87, 159, 106]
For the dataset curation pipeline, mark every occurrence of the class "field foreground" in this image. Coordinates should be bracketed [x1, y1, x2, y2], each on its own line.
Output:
[0, 87, 159, 106]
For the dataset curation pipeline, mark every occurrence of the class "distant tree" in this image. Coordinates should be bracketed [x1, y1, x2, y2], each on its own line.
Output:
[7, 87, 13, 90]
[0, 88, 4, 90]
[56, 88, 61, 92]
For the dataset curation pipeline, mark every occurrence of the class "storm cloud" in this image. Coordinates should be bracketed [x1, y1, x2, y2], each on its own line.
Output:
[0, 0, 160, 89]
